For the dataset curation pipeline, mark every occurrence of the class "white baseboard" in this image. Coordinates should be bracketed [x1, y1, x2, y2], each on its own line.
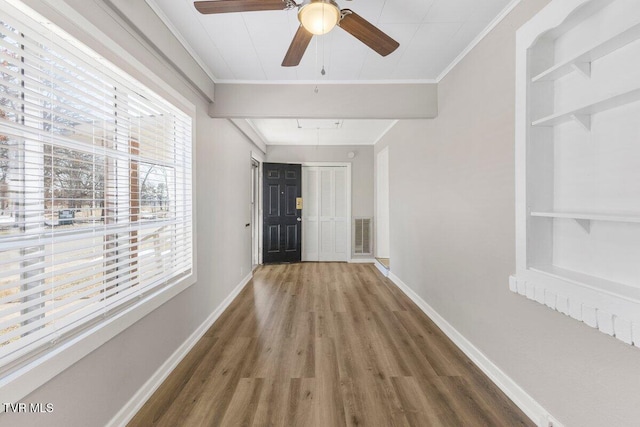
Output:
[387, 272, 562, 427]
[348, 258, 375, 264]
[375, 259, 390, 277]
[107, 272, 254, 427]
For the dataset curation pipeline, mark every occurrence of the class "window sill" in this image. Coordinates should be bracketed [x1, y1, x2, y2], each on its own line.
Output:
[0, 272, 196, 405]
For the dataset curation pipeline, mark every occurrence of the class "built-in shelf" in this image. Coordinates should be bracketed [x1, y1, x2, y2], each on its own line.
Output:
[532, 87, 640, 128]
[516, 0, 640, 347]
[530, 211, 640, 223]
[529, 264, 640, 303]
[532, 22, 640, 82]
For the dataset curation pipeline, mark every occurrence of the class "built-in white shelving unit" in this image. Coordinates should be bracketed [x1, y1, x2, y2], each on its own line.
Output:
[531, 22, 640, 82]
[529, 265, 640, 303]
[531, 87, 640, 128]
[512, 0, 640, 347]
[529, 211, 640, 224]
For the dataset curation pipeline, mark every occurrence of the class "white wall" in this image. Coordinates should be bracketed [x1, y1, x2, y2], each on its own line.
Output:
[0, 2, 256, 426]
[266, 145, 374, 260]
[375, 1, 640, 426]
[375, 147, 390, 259]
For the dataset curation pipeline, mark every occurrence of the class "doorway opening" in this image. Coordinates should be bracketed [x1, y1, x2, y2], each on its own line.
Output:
[376, 147, 390, 272]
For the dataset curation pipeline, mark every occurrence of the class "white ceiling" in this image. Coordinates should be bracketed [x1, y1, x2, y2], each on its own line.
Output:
[148, 0, 513, 145]
[148, 0, 514, 82]
[248, 118, 397, 145]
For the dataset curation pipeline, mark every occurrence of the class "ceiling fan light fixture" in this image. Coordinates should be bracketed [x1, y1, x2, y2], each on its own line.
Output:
[298, 0, 340, 35]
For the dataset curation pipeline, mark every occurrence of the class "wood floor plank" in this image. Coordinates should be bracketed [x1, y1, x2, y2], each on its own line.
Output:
[393, 310, 463, 377]
[391, 376, 449, 427]
[176, 338, 255, 427]
[371, 309, 439, 378]
[341, 374, 408, 427]
[286, 378, 316, 426]
[248, 318, 315, 379]
[144, 338, 247, 427]
[328, 279, 348, 312]
[406, 374, 467, 426]
[315, 337, 347, 427]
[437, 376, 513, 427]
[448, 372, 534, 427]
[361, 266, 409, 311]
[334, 311, 376, 379]
[127, 336, 217, 427]
[355, 267, 405, 313]
[130, 263, 534, 427]
[219, 378, 264, 426]
[367, 372, 411, 427]
[314, 310, 338, 338]
[252, 379, 290, 427]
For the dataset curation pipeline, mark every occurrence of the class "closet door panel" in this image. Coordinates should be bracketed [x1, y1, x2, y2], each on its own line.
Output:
[304, 166, 348, 262]
[302, 167, 319, 261]
[335, 168, 347, 217]
[319, 168, 335, 261]
[333, 168, 348, 261]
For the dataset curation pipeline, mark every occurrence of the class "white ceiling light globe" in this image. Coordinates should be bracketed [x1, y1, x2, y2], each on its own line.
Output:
[298, 0, 340, 36]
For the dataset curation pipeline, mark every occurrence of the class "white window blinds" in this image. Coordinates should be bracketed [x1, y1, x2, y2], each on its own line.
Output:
[0, 5, 193, 371]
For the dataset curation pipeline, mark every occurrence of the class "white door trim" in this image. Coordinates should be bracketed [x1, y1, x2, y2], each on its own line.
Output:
[251, 151, 264, 265]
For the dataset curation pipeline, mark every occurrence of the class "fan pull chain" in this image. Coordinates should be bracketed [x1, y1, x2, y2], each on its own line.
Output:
[321, 5, 326, 76]
[321, 29, 326, 76]
[315, 33, 318, 73]
[314, 36, 320, 94]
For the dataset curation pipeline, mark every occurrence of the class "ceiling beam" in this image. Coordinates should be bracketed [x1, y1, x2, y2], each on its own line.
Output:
[208, 83, 438, 119]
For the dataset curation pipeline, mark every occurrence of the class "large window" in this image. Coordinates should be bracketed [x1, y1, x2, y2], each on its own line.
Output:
[0, 5, 193, 373]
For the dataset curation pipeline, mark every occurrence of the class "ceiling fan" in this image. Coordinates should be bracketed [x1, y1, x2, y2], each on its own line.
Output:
[194, 0, 400, 67]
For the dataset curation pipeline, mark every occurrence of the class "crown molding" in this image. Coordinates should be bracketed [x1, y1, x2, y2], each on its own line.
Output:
[214, 79, 439, 85]
[144, 0, 218, 83]
[437, 0, 523, 82]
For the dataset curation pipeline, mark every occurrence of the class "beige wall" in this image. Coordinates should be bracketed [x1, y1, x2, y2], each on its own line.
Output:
[210, 83, 437, 119]
[375, 1, 640, 426]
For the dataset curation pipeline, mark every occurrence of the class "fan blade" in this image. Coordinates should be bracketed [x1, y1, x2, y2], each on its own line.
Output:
[282, 26, 313, 67]
[338, 10, 399, 56]
[195, 0, 287, 14]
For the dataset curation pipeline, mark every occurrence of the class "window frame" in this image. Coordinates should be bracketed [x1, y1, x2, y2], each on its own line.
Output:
[0, 1, 197, 404]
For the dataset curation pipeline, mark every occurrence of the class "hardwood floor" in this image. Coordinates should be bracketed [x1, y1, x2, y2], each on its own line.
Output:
[129, 263, 533, 427]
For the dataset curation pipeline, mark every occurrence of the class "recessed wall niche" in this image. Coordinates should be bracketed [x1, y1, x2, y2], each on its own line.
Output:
[511, 0, 640, 346]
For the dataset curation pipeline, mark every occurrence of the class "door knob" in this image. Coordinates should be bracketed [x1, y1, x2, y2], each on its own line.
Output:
[297, 218, 302, 222]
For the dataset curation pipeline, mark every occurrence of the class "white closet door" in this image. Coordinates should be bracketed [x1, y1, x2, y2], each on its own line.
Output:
[302, 166, 348, 262]
[319, 168, 335, 261]
[332, 168, 348, 261]
[302, 167, 319, 261]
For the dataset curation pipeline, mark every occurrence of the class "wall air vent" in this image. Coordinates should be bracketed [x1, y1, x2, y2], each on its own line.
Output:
[353, 218, 372, 255]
